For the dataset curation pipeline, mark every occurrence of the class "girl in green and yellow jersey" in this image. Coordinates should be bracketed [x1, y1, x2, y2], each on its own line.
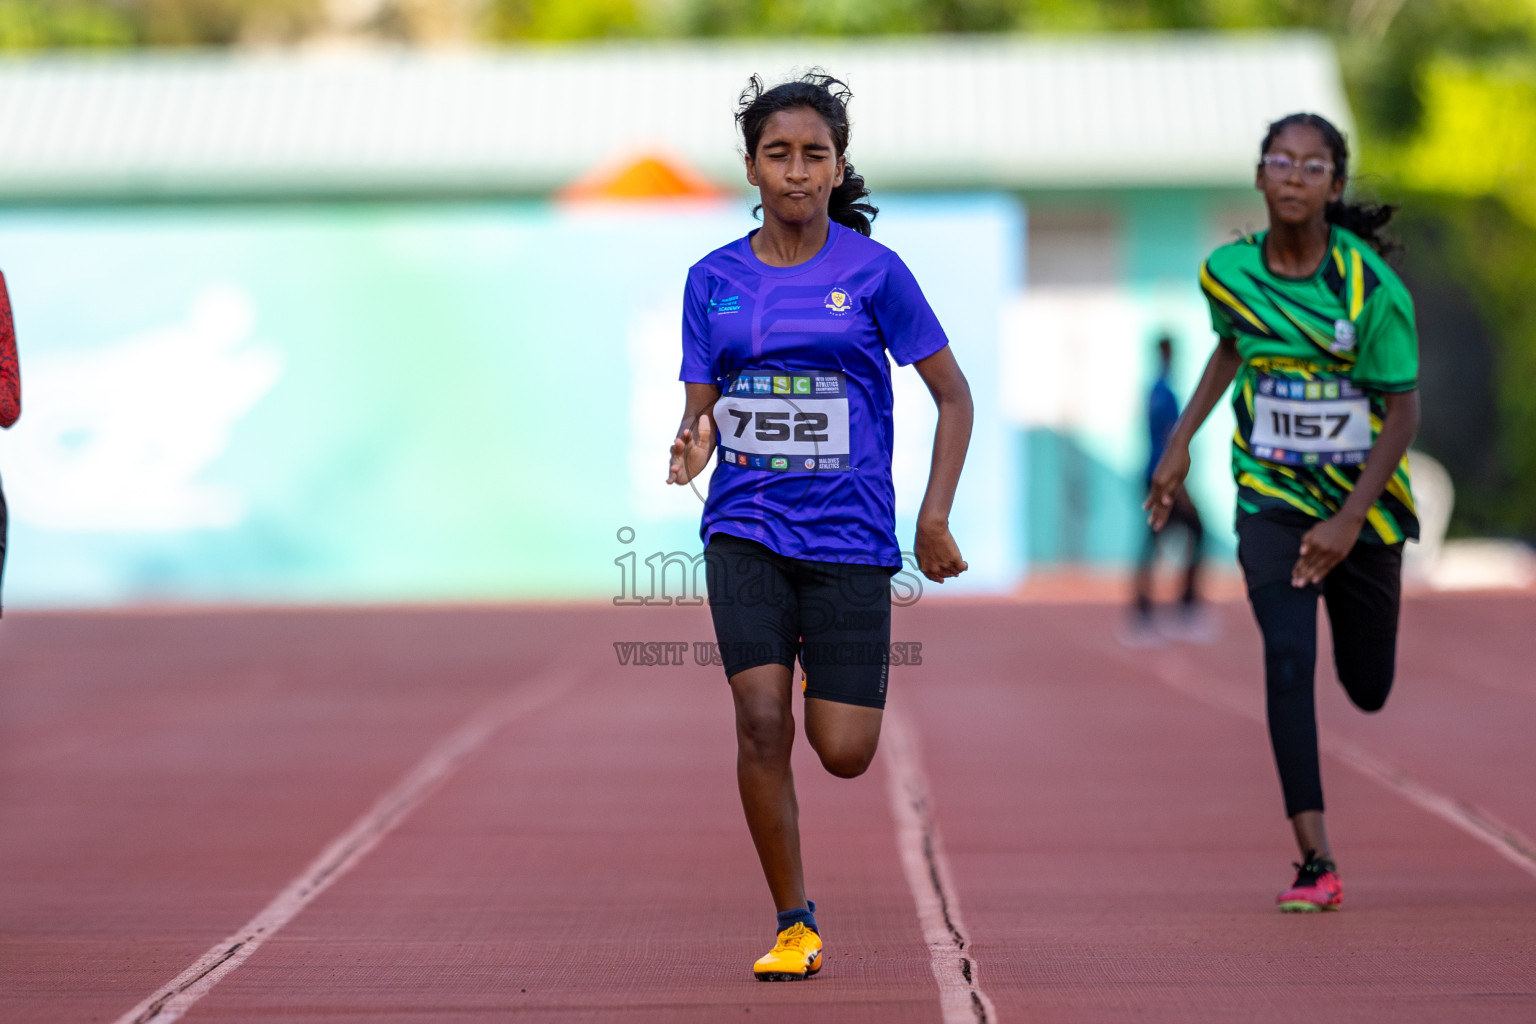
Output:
[1146, 113, 1420, 913]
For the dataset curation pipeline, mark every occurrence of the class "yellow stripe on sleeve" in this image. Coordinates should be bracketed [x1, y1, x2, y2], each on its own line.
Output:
[1349, 249, 1365, 320]
[1201, 262, 1270, 334]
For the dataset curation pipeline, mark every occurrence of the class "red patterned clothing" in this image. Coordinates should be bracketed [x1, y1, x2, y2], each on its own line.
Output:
[0, 271, 16, 428]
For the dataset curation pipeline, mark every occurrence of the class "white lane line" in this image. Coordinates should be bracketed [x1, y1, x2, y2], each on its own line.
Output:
[1146, 650, 1536, 882]
[113, 667, 579, 1024]
[881, 703, 999, 1024]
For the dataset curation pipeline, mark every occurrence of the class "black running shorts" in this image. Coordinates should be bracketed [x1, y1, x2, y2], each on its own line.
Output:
[704, 532, 896, 710]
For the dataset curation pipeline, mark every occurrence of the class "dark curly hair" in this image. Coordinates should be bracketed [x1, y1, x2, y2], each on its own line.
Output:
[1261, 112, 1400, 259]
[736, 70, 878, 237]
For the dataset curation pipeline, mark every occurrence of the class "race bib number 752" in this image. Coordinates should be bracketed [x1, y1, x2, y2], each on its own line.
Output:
[1248, 373, 1373, 466]
[716, 371, 852, 473]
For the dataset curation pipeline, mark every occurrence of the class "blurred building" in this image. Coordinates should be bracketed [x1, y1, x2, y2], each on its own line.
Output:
[0, 33, 1351, 603]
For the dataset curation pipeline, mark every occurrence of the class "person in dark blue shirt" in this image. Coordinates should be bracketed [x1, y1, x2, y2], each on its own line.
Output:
[1130, 335, 1205, 637]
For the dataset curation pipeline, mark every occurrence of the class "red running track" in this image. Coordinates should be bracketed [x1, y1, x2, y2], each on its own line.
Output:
[1, 596, 1534, 1023]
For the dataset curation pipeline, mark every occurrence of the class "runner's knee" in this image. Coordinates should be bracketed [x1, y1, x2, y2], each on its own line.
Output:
[1261, 627, 1315, 696]
[1249, 584, 1317, 693]
[734, 695, 794, 761]
[1337, 657, 1394, 712]
[812, 739, 876, 779]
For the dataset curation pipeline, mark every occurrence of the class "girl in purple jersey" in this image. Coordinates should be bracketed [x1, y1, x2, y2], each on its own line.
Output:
[666, 71, 973, 981]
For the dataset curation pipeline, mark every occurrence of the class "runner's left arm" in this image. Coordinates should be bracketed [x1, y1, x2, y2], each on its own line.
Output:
[1291, 389, 1419, 586]
[912, 346, 972, 583]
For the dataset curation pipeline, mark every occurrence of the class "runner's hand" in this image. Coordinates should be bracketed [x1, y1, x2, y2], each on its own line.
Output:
[1292, 512, 1361, 587]
[915, 518, 967, 584]
[667, 413, 714, 485]
[1143, 444, 1191, 531]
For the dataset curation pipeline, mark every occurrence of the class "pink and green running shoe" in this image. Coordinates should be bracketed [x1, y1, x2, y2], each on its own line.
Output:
[1277, 853, 1342, 913]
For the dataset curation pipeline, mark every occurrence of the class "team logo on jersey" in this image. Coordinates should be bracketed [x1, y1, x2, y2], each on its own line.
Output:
[824, 287, 853, 315]
[1330, 319, 1357, 353]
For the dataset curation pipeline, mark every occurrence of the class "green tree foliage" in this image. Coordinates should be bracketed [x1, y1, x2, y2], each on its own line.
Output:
[1394, 195, 1536, 535]
[0, 1, 134, 48]
[480, 0, 1343, 40]
[0, 0, 323, 49]
[132, 0, 322, 46]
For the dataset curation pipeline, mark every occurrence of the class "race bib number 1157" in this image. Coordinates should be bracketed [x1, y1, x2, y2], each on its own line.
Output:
[716, 370, 852, 473]
[1248, 373, 1373, 466]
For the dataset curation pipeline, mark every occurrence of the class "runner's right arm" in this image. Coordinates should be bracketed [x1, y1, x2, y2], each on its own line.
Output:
[1144, 335, 1240, 530]
[667, 382, 720, 485]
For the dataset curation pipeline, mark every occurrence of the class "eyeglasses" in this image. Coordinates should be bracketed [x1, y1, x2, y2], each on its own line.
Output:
[1261, 154, 1334, 185]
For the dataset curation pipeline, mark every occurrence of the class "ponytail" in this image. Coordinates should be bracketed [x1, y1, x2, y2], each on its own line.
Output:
[829, 161, 877, 236]
[1324, 197, 1399, 259]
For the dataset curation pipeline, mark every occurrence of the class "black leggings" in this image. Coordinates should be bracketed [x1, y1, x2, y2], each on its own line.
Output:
[1238, 510, 1403, 818]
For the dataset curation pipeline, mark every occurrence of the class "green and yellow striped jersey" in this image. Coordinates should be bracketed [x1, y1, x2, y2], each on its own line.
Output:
[1199, 225, 1419, 544]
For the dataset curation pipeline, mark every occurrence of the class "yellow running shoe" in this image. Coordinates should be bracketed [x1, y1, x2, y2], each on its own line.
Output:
[753, 922, 823, 982]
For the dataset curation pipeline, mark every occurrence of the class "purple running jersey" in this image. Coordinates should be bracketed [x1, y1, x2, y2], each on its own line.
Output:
[679, 222, 950, 567]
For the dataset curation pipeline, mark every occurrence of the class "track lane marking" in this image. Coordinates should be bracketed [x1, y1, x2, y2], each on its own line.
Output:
[1144, 649, 1536, 882]
[112, 667, 580, 1024]
[881, 703, 999, 1024]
